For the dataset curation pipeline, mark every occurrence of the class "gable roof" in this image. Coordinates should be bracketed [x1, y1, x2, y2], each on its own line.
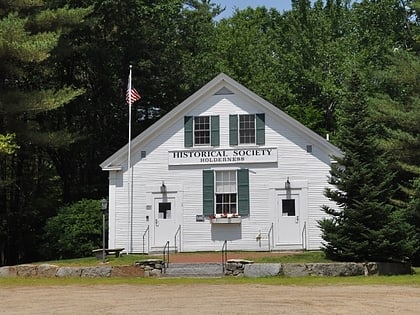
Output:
[100, 73, 342, 170]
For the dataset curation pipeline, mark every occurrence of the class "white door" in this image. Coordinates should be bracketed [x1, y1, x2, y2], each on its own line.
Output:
[153, 197, 177, 247]
[277, 192, 301, 245]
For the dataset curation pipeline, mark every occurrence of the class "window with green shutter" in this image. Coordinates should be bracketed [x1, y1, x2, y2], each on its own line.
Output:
[185, 116, 219, 147]
[230, 114, 265, 146]
[202, 169, 249, 217]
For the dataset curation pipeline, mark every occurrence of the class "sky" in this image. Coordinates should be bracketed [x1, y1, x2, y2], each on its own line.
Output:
[214, 0, 294, 19]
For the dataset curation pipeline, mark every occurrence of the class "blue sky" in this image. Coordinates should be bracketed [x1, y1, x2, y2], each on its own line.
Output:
[215, 1, 294, 19]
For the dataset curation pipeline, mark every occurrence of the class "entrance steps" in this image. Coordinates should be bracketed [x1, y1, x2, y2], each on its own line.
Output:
[163, 263, 223, 278]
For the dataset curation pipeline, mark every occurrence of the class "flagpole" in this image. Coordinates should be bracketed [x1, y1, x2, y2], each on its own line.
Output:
[127, 65, 133, 254]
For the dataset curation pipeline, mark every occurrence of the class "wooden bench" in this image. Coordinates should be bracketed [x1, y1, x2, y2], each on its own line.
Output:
[92, 248, 125, 259]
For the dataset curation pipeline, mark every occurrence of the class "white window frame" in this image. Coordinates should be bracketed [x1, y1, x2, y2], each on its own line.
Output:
[194, 116, 210, 146]
[239, 114, 256, 144]
[215, 170, 237, 216]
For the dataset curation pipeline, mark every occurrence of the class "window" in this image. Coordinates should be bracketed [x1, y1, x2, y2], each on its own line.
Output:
[203, 169, 249, 217]
[215, 171, 237, 214]
[282, 199, 296, 216]
[184, 115, 219, 147]
[158, 202, 171, 219]
[239, 114, 255, 144]
[229, 113, 265, 146]
[194, 116, 210, 145]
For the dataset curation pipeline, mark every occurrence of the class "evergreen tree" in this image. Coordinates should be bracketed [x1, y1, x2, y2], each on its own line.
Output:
[0, 1, 91, 265]
[319, 73, 417, 262]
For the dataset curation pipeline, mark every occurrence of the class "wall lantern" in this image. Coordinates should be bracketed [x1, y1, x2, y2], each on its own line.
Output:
[100, 198, 108, 213]
[285, 177, 291, 190]
[160, 181, 167, 194]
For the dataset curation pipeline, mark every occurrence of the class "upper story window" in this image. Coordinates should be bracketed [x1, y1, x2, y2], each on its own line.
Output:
[194, 116, 210, 145]
[239, 114, 255, 144]
[230, 113, 265, 146]
[184, 115, 219, 147]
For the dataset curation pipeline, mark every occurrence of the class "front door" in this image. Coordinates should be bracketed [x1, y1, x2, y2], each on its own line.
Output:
[277, 192, 301, 245]
[153, 197, 177, 247]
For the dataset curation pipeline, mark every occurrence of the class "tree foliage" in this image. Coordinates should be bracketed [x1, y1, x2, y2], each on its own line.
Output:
[319, 73, 417, 262]
[42, 199, 103, 259]
[0, 0, 91, 265]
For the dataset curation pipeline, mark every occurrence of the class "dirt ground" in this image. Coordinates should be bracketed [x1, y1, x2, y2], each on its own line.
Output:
[1, 284, 419, 314]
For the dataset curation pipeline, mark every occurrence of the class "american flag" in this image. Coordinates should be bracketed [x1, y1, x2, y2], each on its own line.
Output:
[126, 87, 141, 105]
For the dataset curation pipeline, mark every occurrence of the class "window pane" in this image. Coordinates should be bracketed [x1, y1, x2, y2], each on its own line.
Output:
[282, 199, 296, 216]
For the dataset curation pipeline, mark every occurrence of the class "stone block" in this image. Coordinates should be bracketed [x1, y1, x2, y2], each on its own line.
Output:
[244, 263, 281, 278]
[56, 267, 82, 277]
[81, 266, 112, 277]
[16, 264, 38, 277]
[0, 266, 17, 278]
[282, 264, 310, 277]
[37, 264, 59, 277]
[308, 263, 364, 277]
[149, 269, 162, 277]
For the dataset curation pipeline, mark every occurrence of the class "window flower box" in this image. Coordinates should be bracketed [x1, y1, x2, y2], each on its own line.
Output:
[211, 217, 241, 224]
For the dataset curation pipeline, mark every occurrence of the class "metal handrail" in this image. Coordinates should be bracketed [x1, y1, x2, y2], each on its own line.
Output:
[163, 241, 170, 272]
[301, 221, 307, 250]
[221, 240, 228, 273]
[142, 225, 150, 254]
[267, 222, 274, 251]
[174, 224, 181, 253]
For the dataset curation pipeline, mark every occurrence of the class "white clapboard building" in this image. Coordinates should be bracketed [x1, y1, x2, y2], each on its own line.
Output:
[100, 73, 341, 254]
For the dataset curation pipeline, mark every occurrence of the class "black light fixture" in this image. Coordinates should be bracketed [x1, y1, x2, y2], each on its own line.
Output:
[160, 181, 167, 194]
[285, 177, 291, 190]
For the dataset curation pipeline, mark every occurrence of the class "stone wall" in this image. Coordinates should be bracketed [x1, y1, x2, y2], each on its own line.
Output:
[0, 262, 155, 278]
[225, 260, 413, 277]
[0, 260, 412, 278]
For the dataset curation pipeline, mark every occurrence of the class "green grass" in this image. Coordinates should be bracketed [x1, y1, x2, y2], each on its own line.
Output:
[1, 273, 420, 287]
[36, 254, 159, 266]
[247, 251, 332, 263]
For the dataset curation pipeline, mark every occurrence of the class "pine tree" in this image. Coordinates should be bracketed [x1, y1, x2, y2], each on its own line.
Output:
[319, 72, 417, 262]
[0, 1, 91, 265]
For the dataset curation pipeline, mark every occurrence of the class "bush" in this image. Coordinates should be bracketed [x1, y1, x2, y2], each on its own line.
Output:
[41, 199, 104, 260]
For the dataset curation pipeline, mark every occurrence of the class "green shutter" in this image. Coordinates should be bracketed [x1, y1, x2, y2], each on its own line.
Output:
[256, 113, 265, 145]
[184, 116, 193, 147]
[203, 170, 214, 216]
[211, 115, 219, 146]
[237, 169, 249, 217]
[229, 115, 238, 146]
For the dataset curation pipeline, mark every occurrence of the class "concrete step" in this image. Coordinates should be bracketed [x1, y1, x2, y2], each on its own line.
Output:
[163, 263, 224, 278]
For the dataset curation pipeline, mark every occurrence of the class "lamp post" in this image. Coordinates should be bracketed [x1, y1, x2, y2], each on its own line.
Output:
[100, 198, 108, 263]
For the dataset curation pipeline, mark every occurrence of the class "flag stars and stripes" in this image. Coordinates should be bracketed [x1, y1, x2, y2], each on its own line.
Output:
[126, 87, 141, 105]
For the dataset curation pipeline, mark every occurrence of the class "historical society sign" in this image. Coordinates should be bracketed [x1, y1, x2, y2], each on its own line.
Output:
[168, 147, 278, 165]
